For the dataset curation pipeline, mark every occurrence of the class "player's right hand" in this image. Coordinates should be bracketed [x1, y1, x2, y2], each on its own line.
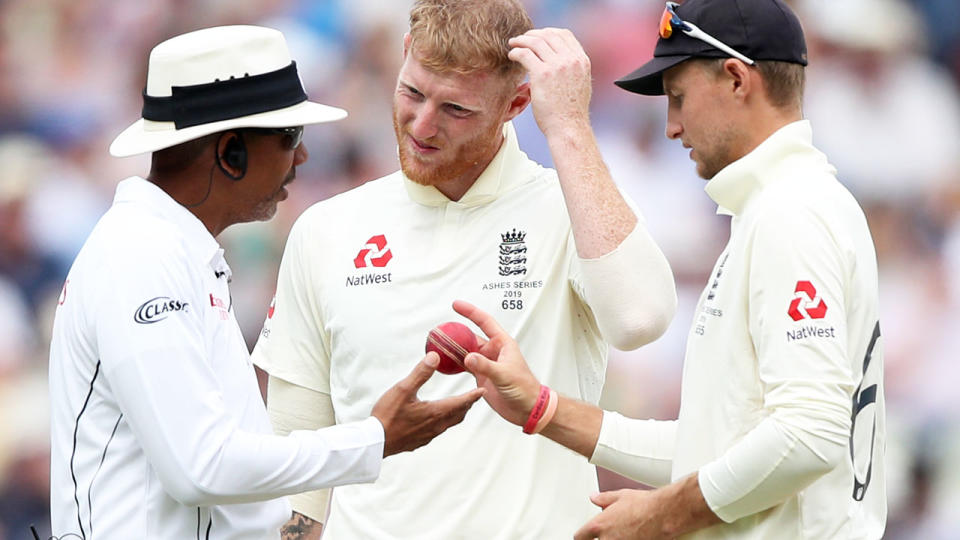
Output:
[453, 300, 542, 427]
[507, 27, 592, 138]
[372, 352, 484, 457]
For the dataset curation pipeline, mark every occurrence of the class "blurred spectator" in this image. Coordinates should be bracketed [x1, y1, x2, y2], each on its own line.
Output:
[801, 0, 960, 204]
[0, 137, 66, 315]
[0, 368, 50, 540]
[908, 0, 960, 81]
[0, 277, 34, 377]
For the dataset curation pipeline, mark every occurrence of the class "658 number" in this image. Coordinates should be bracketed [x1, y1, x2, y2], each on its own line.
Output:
[502, 299, 523, 310]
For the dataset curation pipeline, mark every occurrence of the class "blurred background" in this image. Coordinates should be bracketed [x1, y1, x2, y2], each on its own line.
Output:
[1, 0, 958, 537]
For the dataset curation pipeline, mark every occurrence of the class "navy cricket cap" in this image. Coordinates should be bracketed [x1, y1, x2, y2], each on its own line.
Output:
[616, 0, 808, 96]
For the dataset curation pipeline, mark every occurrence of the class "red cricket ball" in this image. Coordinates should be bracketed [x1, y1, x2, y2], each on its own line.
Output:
[425, 321, 480, 375]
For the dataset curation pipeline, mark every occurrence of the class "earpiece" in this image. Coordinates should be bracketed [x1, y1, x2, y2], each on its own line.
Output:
[216, 132, 247, 180]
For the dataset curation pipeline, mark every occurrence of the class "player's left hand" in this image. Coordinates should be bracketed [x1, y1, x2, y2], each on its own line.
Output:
[507, 28, 592, 136]
[574, 489, 671, 540]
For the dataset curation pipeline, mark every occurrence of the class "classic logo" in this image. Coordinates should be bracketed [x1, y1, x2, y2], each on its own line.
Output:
[788, 280, 827, 321]
[499, 229, 527, 277]
[134, 297, 189, 324]
[354, 234, 393, 269]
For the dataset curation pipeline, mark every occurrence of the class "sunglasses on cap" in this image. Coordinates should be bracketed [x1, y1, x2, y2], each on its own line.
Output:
[660, 1, 756, 65]
[247, 126, 304, 150]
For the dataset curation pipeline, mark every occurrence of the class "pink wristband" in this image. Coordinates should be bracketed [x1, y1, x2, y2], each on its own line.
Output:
[522, 385, 551, 434]
[531, 389, 558, 435]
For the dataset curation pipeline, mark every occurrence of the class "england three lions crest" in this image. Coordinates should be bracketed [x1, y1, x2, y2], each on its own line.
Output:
[499, 229, 527, 276]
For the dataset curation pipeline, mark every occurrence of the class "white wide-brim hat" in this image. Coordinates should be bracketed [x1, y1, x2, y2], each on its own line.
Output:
[110, 25, 347, 157]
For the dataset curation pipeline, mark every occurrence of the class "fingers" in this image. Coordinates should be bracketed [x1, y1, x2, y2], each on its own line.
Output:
[508, 33, 560, 64]
[590, 490, 621, 509]
[573, 518, 601, 540]
[506, 46, 539, 71]
[381, 386, 484, 456]
[452, 300, 508, 342]
[551, 27, 586, 56]
[463, 351, 499, 379]
[420, 388, 485, 440]
[398, 352, 440, 394]
[445, 387, 486, 411]
[510, 28, 580, 56]
[509, 28, 585, 65]
[438, 388, 485, 421]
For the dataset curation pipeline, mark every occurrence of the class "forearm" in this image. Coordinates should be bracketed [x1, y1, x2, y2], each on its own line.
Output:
[505, 385, 675, 485]
[175, 419, 383, 505]
[539, 394, 603, 458]
[547, 120, 637, 259]
[268, 376, 336, 522]
[657, 473, 724, 537]
[111, 358, 382, 506]
[699, 415, 845, 522]
[589, 411, 676, 488]
[281, 511, 323, 540]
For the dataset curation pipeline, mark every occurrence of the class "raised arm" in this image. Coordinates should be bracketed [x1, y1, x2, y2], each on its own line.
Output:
[508, 29, 676, 349]
[507, 28, 634, 258]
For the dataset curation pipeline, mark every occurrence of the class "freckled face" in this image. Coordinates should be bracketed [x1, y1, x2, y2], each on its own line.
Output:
[392, 51, 512, 188]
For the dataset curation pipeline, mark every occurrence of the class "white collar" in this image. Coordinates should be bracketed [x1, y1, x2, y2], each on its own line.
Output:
[113, 177, 232, 280]
[704, 120, 830, 216]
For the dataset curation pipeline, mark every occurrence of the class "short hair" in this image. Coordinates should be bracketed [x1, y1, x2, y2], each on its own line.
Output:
[756, 61, 805, 109]
[698, 58, 805, 110]
[408, 0, 533, 81]
[150, 133, 218, 176]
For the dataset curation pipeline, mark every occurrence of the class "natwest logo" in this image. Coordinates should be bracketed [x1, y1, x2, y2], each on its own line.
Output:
[788, 280, 827, 321]
[354, 234, 393, 269]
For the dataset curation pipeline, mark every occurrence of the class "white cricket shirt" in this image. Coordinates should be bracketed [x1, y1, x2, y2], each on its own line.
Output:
[49, 177, 385, 539]
[591, 121, 886, 539]
[253, 123, 675, 539]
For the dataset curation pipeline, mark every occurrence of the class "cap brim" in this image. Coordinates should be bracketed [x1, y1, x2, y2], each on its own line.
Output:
[614, 55, 692, 96]
[109, 100, 347, 157]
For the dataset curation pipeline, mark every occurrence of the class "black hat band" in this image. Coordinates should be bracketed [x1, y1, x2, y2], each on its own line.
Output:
[141, 61, 307, 129]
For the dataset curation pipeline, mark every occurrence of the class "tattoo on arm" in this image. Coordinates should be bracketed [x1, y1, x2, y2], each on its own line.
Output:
[280, 511, 323, 540]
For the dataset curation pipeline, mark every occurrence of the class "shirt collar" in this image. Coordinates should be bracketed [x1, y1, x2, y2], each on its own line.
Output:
[403, 121, 526, 207]
[113, 177, 232, 280]
[704, 120, 825, 216]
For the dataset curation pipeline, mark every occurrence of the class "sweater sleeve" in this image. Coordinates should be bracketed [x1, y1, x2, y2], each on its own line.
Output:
[589, 411, 677, 488]
[577, 219, 677, 351]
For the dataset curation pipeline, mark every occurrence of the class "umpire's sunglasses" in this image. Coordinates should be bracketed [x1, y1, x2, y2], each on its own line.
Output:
[248, 126, 304, 150]
[660, 1, 756, 65]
